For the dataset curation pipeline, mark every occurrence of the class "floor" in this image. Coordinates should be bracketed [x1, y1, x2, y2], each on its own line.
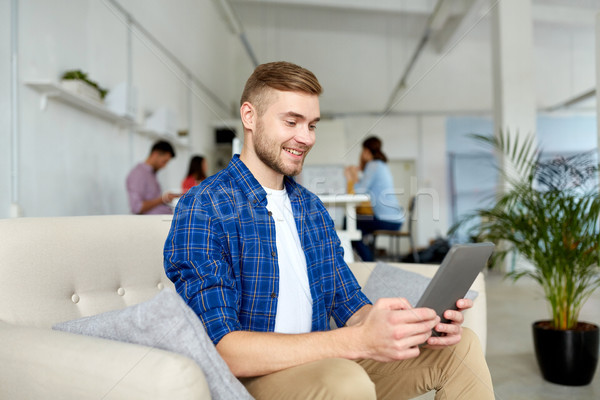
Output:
[485, 269, 600, 400]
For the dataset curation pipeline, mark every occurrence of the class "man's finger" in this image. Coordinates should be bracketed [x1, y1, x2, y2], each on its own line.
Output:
[456, 298, 473, 310]
[442, 309, 464, 324]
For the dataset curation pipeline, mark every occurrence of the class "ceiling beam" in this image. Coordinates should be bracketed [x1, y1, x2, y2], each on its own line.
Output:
[431, 0, 491, 54]
[383, 0, 446, 112]
[230, 0, 437, 15]
[543, 88, 596, 112]
[214, 0, 259, 67]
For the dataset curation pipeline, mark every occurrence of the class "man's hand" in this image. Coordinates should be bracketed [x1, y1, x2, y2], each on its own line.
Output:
[162, 192, 180, 203]
[216, 298, 471, 377]
[352, 298, 440, 362]
[424, 298, 473, 349]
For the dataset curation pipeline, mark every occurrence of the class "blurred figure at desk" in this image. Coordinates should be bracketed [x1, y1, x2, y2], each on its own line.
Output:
[182, 155, 208, 193]
[126, 140, 178, 215]
[345, 136, 404, 261]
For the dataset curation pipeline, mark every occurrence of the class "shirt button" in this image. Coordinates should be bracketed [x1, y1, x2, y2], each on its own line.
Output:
[271, 292, 276, 298]
[271, 251, 276, 257]
[268, 211, 272, 216]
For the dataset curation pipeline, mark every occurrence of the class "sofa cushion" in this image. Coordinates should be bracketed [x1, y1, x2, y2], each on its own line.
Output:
[362, 261, 478, 307]
[52, 288, 253, 400]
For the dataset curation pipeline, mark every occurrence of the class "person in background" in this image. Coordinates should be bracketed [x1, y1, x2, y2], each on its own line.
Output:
[126, 140, 178, 215]
[182, 155, 207, 193]
[344, 136, 404, 261]
[164, 61, 493, 399]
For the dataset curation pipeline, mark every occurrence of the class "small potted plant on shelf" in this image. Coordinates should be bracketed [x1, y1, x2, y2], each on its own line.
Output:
[61, 69, 108, 102]
[451, 131, 600, 386]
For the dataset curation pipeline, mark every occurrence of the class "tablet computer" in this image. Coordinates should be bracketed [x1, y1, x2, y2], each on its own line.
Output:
[415, 242, 494, 323]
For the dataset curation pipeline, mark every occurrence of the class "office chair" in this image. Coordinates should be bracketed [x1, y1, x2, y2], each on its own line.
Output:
[371, 196, 419, 263]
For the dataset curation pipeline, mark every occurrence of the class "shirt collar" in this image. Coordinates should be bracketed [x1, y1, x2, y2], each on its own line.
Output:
[227, 155, 300, 206]
[141, 162, 156, 174]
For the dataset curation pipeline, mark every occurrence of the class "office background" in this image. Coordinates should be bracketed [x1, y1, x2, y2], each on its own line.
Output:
[1, 0, 598, 251]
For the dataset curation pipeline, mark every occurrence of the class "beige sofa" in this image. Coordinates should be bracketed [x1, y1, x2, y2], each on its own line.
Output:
[0, 215, 486, 399]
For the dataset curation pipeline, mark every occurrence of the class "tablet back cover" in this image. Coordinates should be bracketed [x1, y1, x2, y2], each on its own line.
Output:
[415, 242, 494, 320]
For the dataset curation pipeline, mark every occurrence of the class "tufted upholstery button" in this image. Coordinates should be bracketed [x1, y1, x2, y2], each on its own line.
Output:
[71, 293, 80, 304]
[157, 282, 164, 290]
[117, 287, 125, 296]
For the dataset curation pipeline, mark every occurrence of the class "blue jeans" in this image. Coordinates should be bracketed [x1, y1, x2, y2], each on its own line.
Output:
[352, 217, 402, 262]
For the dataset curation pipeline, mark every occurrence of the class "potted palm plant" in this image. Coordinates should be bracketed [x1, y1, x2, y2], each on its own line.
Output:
[452, 131, 600, 386]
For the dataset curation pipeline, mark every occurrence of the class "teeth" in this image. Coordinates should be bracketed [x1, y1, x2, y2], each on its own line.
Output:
[285, 148, 302, 156]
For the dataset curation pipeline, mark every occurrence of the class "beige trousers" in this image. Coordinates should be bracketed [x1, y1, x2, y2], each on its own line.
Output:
[241, 328, 494, 400]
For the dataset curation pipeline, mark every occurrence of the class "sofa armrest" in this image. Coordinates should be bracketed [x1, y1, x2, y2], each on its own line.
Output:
[0, 321, 211, 400]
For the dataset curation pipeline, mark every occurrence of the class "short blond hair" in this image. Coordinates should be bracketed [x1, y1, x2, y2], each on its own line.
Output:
[240, 61, 322, 115]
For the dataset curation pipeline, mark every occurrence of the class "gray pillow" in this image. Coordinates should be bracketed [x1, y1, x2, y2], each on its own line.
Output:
[362, 261, 478, 307]
[53, 288, 253, 400]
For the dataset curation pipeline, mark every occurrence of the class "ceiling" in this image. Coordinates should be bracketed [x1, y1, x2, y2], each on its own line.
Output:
[225, 0, 599, 117]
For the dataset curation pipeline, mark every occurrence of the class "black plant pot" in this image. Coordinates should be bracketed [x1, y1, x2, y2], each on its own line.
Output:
[532, 320, 599, 386]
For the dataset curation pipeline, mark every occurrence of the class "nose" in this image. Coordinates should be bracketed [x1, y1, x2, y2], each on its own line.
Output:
[295, 124, 315, 147]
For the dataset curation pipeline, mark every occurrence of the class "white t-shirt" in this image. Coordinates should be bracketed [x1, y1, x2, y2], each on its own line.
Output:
[264, 186, 313, 334]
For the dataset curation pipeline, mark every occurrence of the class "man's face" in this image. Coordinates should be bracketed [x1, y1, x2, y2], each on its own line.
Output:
[252, 90, 320, 177]
[150, 152, 172, 171]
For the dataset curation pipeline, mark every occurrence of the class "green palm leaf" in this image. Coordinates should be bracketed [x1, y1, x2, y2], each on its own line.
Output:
[450, 131, 600, 330]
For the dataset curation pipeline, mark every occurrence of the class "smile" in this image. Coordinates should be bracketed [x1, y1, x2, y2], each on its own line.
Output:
[284, 148, 303, 156]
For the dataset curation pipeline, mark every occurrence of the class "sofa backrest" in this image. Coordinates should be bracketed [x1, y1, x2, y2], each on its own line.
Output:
[0, 215, 175, 328]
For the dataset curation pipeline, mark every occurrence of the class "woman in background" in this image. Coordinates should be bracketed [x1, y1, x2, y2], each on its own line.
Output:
[345, 136, 404, 261]
[182, 155, 207, 193]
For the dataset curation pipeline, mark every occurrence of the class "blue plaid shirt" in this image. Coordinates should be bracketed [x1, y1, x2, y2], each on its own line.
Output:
[164, 155, 371, 345]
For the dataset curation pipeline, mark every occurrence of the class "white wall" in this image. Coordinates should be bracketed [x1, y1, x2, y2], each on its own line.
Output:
[304, 119, 346, 165]
[535, 21, 596, 108]
[1, 0, 246, 218]
[597, 12, 600, 158]
[1, 0, 11, 217]
[418, 116, 449, 245]
[393, 20, 493, 113]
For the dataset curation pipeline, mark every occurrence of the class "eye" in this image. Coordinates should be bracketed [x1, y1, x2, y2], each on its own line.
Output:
[309, 124, 317, 131]
[285, 120, 296, 127]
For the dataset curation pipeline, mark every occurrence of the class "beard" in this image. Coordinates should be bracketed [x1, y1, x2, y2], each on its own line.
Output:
[253, 120, 309, 177]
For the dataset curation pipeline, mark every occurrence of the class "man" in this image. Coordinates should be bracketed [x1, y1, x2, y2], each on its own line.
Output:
[164, 62, 494, 399]
[126, 140, 178, 215]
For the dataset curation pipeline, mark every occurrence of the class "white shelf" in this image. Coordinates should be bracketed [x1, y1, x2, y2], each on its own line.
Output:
[25, 80, 135, 126]
[26, 80, 190, 149]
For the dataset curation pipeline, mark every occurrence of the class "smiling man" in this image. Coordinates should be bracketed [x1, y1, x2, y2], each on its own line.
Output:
[164, 62, 494, 399]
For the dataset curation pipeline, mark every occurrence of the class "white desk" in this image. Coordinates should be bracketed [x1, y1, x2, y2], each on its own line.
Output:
[318, 194, 370, 263]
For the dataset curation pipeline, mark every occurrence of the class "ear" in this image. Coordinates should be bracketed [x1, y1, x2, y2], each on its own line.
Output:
[240, 102, 256, 132]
